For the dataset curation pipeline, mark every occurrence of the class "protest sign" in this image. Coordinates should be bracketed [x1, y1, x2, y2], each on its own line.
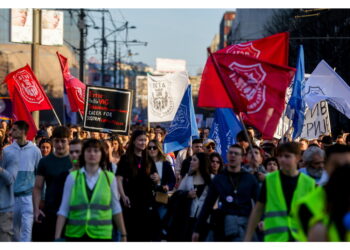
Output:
[300, 100, 331, 139]
[83, 86, 133, 135]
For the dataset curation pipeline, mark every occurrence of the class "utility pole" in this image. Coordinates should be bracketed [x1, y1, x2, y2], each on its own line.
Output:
[101, 10, 106, 86]
[31, 9, 40, 127]
[118, 48, 122, 88]
[114, 36, 117, 88]
[78, 9, 86, 82]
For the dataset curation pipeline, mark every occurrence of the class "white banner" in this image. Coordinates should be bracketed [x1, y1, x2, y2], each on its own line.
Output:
[10, 8, 33, 43]
[304, 60, 350, 119]
[274, 101, 331, 140]
[300, 100, 331, 140]
[147, 71, 189, 123]
[41, 10, 64, 45]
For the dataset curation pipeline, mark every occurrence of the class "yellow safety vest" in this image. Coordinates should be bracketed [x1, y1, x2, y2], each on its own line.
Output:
[264, 171, 315, 242]
[293, 186, 326, 241]
[65, 170, 115, 239]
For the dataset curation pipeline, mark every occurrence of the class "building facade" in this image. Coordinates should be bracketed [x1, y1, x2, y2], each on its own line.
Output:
[0, 8, 81, 125]
[219, 11, 236, 50]
[228, 9, 281, 45]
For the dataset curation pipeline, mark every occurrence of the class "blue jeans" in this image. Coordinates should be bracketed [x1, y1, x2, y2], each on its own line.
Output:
[13, 195, 33, 242]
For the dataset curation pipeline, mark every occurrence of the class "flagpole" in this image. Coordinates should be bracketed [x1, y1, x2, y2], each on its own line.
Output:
[207, 48, 255, 159]
[52, 108, 62, 126]
[78, 110, 83, 121]
[238, 113, 256, 160]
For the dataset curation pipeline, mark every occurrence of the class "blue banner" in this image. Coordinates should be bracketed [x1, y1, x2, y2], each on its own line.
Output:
[164, 85, 199, 153]
[286, 45, 306, 139]
[209, 108, 243, 163]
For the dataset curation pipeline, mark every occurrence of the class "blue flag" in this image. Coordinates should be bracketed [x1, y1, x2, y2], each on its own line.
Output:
[63, 84, 77, 125]
[163, 85, 199, 153]
[209, 108, 243, 163]
[286, 45, 306, 139]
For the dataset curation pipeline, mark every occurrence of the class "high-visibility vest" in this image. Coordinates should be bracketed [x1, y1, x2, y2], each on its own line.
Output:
[293, 186, 326, 241]
[65, 170, 115, 239]
[327, 221, 350, 242]
[309, 208, 350, 242]
[264, 171, 315, 242]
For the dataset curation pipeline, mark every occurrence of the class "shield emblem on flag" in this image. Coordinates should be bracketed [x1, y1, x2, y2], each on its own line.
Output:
[13, 70, 44, 104]
[228, 62, 267, 114]
[225, 43, 261, 58]
[167, 104, 189, 135]
[150, 80, 174, 118]
[74, 86, 85, 104]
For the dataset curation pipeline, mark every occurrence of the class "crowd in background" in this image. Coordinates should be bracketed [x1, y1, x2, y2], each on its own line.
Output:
[1, 119, 350, 242]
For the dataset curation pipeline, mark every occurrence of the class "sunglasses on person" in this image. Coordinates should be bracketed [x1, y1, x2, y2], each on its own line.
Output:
[148, 146, 158, 151]
[206, 144, 215, 150]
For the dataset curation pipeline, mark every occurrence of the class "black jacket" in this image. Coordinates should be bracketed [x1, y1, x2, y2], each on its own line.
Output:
[194, 167, 259, 233]
[157, 160, 176, 191]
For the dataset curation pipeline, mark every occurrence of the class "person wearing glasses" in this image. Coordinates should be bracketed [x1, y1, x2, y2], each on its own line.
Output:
[204, 139, 216, 154]
[147, 139, 176, 240]
[192, 144, 259, 242]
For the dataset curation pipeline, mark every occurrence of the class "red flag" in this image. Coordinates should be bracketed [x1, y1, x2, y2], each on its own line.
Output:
[56, 52, 86, 114]
[4, 64, 53, 112]
[198, 32, 289, 108]
[209, 53, 295, 139]
[12, 88, 38, 140]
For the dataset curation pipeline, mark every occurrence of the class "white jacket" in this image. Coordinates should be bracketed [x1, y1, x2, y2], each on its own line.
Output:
[178, 174, 209, 218]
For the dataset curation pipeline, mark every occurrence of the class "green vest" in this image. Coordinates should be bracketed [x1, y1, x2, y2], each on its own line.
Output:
[293, 186, 326, 241]
[65, 169, 115, 239]
[264, 171, 315, 242]
[311, 211, 350, 242]
[328, 221, 350, 242]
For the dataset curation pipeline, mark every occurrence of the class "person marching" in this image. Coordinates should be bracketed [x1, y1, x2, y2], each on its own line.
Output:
[293, 144, 350, 241]
[54, 139, 126, 241]
[116, 130, 159, 241]
[244, 142, 316, 242]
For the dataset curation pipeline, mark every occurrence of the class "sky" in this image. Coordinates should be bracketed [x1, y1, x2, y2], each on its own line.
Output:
[86, 9, 229, 75]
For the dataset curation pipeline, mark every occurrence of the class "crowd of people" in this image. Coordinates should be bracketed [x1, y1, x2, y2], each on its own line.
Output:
[0, 120, 350, 242]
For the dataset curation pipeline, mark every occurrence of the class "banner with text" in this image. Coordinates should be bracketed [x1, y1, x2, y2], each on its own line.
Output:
[300, 100, 331, 139]
[83, 86, 133, 135]
[274, 100, 331, 140]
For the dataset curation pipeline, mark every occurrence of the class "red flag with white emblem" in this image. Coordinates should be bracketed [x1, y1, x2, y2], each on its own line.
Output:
[56, 52, 86, 114]
[12, 88, 38, 140]
[5, 64, 53, 112]
[207, 53, 295, 139]
[198, 32, 289, 108]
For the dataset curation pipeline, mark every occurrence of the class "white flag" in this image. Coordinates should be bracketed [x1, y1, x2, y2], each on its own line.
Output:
[147, 71, 189, 123]
[304, 60, 350, 119]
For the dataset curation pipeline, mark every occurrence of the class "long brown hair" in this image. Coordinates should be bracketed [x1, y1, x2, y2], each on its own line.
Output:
[148, 139, 166, 161]
[189, 152, 211, 185]
[125, 130, 153, 177]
